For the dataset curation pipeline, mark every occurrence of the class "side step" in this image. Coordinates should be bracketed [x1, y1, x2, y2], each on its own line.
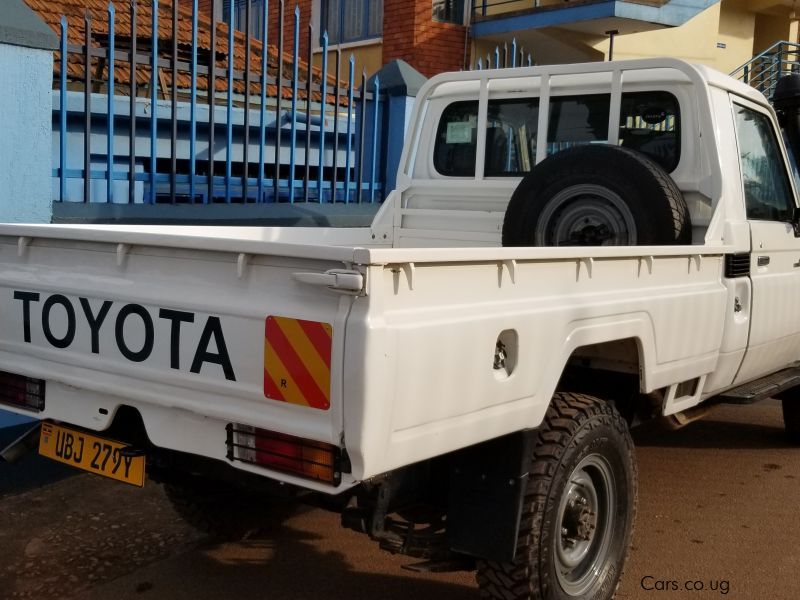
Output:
[713, 366, 800, 404]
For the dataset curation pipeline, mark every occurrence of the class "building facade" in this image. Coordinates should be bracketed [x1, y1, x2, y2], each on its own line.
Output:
[212, 0, 467, 77]
[214, 0, 797, 79]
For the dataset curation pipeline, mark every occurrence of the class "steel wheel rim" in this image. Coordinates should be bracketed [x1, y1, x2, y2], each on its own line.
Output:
[534, 184, 637, 246]
[554, 453, 617, 597]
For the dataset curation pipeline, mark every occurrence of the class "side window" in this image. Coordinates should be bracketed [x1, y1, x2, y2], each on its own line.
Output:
[432, 91, 682, 177]
[433, 101, 479, 177]
[734, 104, 795, 221]
[433, 99, 540, 177]
[619, 92, 680, 172]
[485, 99, 540, 176]
[547, 95, 610, 155]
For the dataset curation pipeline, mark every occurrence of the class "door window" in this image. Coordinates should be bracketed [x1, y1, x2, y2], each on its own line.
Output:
[734, 104, 795, 222]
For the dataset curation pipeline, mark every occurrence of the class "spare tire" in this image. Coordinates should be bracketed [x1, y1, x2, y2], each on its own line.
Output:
[502, 144, 691, 247]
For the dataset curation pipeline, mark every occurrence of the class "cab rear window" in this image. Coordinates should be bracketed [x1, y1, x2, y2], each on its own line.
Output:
[432, 91, 681, 177]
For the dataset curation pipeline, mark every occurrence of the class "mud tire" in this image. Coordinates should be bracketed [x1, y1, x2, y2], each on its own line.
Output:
[476, 392, 637, 600]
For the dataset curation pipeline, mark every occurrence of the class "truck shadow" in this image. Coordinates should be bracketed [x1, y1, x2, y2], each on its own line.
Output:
[632, 401, 790, 450]
[88, 516, 480, 600]
[0, 424, 74, 498]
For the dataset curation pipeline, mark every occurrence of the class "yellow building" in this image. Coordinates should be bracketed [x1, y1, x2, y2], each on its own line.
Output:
[471, 0, 798, 78]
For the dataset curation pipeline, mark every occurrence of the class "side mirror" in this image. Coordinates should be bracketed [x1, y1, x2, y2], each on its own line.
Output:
[793, 206, 800, 237]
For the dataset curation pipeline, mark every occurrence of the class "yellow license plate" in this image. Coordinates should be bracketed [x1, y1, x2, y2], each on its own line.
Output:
[39, 423, 145, 487]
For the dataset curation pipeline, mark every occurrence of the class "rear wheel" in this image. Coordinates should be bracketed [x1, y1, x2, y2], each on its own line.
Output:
[476, 392, 637, 600]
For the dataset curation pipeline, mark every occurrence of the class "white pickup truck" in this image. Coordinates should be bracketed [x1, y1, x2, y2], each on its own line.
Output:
[3, 58, 800, 600]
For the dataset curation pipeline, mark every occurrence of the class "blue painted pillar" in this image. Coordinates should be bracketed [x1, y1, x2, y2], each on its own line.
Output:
[0, 1, 58, 223]
[361, 60, 427, 199]
[0, 1, 55, 430]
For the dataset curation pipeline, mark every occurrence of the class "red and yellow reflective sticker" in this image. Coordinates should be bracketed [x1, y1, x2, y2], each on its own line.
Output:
[264, 316, 332, 410]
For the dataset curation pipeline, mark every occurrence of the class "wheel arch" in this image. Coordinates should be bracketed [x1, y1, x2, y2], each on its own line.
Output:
[555, 317, 657, 395]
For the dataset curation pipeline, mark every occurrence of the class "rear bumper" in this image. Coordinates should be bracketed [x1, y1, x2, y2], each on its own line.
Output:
[0, 379, 359, 495]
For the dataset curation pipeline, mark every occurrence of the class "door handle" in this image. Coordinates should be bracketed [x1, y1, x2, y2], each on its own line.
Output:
[757, 256, 770, 267]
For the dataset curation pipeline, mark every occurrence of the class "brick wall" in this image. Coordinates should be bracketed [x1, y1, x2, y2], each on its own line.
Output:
[267, 0, 313, 61]
[382, 0, 467, 77]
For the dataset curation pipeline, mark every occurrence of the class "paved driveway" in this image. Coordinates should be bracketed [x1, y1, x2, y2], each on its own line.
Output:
[1, 400, 798, 599]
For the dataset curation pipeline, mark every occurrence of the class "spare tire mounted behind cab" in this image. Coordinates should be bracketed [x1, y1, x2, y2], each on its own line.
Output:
[502, 144, 691, 247]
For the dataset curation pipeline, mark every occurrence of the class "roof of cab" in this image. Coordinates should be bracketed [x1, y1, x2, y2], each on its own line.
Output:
[419, 57, 769, 108]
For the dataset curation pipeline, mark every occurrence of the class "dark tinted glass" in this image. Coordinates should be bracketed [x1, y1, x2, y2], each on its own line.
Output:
[547, 95, 610, 155]
[619, 91, 680, 172]
[484, 99, 540, 176]
[433, 92, 683, 177]
[433, 101, 479, 177]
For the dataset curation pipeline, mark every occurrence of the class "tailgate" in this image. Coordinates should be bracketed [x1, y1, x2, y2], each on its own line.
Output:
[0, 228, 362, 488]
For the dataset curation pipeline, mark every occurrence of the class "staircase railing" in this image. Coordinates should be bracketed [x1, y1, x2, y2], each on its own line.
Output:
[731, 41, 800, 100]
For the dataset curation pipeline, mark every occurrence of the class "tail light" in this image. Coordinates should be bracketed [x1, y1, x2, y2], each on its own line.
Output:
[226, 424, 341, 486]
[0, 371, 45, 412]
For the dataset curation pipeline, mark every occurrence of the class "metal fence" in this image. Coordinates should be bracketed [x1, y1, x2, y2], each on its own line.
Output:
[54, 0, 385, 206]
[731, 41, 800, 100]
[470, 39, 533, 71]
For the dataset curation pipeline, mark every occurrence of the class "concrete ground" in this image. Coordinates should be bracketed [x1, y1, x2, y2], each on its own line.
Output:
[1, 400, 798, 600]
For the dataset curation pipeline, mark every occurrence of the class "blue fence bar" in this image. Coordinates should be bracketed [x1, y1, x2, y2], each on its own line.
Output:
[207, 0, 216, 204]
[369, 76, 379, 203]
[258, 0, 269, 203]
[170, 0, 178, 203]
[317, 32, 328, 202]
[471, 44, 538, 70]
[242, 0, 252, 201]
[84, 11, 91, 204]
[107, 4, 115, 204]
[150, 0, 158, 204]
[511, 39, 516, 68]
[225, 1, 234, 204]
[52, 2, 389, 208]
[344, 55, 354, 204]
[289, 6, 300, 203]
[274, 0, 284, 201]
[356, 69, 367, 205]
[303, 23, 313, 202]
[331, 49, 341, 202]
[190, 0, 198, 202]
[59, 17, 67, 202]
[129, 1, 137, 203]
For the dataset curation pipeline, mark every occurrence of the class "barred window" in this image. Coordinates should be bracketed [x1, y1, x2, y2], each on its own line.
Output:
[222, 0, 265, 41]
[433, 0, 465, 24]
[322, 0, 383, 45]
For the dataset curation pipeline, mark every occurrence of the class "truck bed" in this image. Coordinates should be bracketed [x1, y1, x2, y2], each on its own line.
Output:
[0, 224, 731, 491]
